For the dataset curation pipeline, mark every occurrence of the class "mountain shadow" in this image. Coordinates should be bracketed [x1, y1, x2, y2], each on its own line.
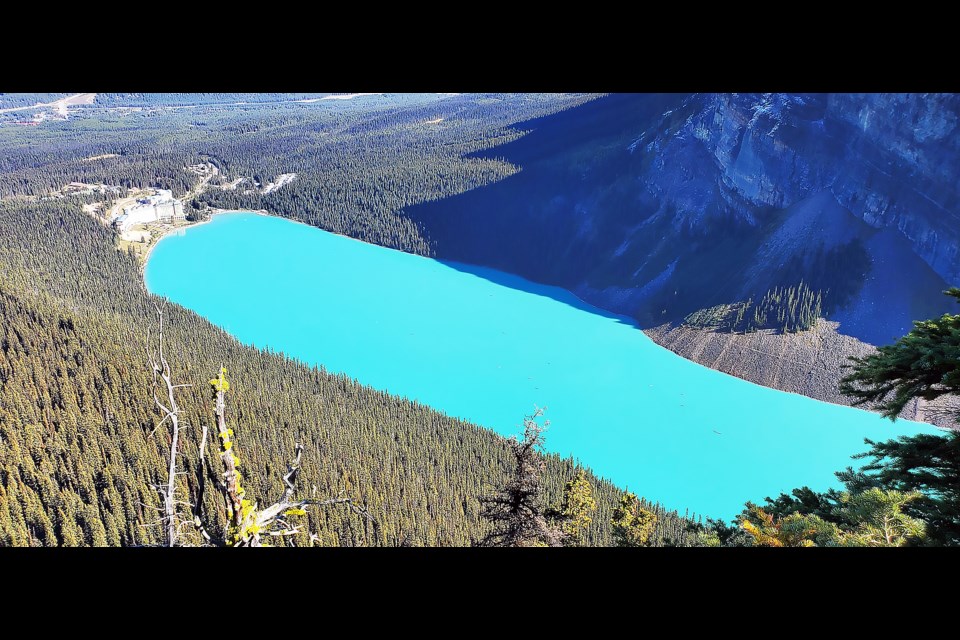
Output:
[405, 93, 960, 345]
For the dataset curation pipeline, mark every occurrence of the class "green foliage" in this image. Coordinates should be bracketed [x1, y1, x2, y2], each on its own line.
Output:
[821, 287, 960, 545]
[611, 492, 658, 547]
[693, 530, 722, 547]
[741, 506, 839, 547]
[550, 468, 598, 546]
[700, 517, 751, 547]
[754, 486, 846, 523]
[741, 489, 926, 547]
[209, 367, 230, 393]
[0, 197, 697, 546]
[684, 282, 823, 334]
[835, 432, 960, 545]
[835, 488, 926, 547]
[840, 288, 960, 419]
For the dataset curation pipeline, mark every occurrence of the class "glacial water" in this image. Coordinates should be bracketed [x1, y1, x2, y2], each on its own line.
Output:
[145, 212, 941, 519]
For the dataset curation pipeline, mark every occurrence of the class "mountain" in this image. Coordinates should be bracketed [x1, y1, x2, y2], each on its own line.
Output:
[406, 93, 960, 422]
[2, 92, 955, 545]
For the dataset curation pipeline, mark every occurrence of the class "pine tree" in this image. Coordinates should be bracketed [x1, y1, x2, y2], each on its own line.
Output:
[549, 468, 598, 546]
[836, 488, 926, 547]
[834, 433, 960, 545]
[741, 506, 839, 547]
[833, 287, 960, 544]
[475, 409, 564, 547]
[840, 288, 960, 418]
[611, 492, 657, 547]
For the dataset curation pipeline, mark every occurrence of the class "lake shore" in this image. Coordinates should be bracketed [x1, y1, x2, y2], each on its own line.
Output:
[146, 212, 944, 519]
[141, 208, 958, 432]
[138, 208, 274, 269]
[643, 320, 959, 430]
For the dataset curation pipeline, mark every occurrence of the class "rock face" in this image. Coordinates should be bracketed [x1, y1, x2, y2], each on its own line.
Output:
[406, 93, 960, 347]
[827, 94, 960, 288]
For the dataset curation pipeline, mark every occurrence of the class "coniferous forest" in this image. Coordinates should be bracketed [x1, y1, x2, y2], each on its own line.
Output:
[0, 195, 707, 547]
[0, 94, 703, 547]
[1, 93, 958, 547]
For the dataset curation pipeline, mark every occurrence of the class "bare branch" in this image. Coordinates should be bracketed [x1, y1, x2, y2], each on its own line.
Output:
[249, 442, 378, 543]
[280, 443, 305, 505]
[147, 301, 187, 547]
[147, 409, 172, 437]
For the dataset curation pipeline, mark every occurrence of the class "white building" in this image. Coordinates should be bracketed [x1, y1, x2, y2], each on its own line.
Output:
[113, 189, 186, 230]
[155, 201, 185, 223]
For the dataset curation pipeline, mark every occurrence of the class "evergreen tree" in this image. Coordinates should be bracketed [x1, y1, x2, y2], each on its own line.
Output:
[834, 433, 960, 545]
[702, 517, 751, 547]
[475, 409, 565, 547]
[754, 486, 846, 523]
[549, 468, 598, 546]
[683, 282, 824, 334]
[835, 287, 960, 544]
[836, 488, 926, 547]
[840, 288, 960, 418]
[741, 506, 838, 547]
[611, 492, 657, 547]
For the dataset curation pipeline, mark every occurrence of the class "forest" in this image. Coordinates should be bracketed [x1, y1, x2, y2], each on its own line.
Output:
[0, 93, 595, 254]
[683, 282, 824, 334]
[1, 93, 958, 547]
[0, 93, 71, 109]
[0, 95, 703, 546]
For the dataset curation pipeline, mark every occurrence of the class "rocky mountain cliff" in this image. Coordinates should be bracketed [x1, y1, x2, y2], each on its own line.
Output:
[406, 93, 960, 347]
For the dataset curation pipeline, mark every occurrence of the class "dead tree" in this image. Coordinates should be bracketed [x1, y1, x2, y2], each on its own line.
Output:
[146, 302, 375, 547]
[192, 367, 376, 547]
[146, 299, 192, 547]
[475, 407, 565, 547]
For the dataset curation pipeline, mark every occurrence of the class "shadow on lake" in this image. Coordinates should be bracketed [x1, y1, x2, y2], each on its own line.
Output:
[437, 258, 640, 329]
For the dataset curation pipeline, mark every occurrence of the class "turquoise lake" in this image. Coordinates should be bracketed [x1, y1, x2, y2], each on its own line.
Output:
[145, 212, 940, 520]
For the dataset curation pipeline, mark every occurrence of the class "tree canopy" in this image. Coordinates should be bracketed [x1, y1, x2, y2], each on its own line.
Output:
[840, 288, 960, 419]
[731, 287, 960, 546]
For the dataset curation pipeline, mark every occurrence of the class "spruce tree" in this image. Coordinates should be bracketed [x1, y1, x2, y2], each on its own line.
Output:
[840, 288, 960, 418]
[475, 409, 565, 547]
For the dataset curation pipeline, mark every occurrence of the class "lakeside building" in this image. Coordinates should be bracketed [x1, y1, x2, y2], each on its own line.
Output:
[113, 189, 186, 231]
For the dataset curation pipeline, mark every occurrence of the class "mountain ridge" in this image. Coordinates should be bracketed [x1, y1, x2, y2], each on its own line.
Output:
[408, 93, 960, 344]
[404, 93, 960, 425]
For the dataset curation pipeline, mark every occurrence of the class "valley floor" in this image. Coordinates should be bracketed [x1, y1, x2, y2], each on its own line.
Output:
[643, 320, 958, 430]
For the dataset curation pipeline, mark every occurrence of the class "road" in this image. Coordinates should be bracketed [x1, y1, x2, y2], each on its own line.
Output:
[107, 191, 147, 221]
[0, 93, 96, 115]
[182, 162, 219, 202]
[105, 162, 219, 222]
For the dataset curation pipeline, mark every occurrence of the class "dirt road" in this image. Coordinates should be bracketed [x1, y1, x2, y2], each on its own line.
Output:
[0, 93, 97, 115]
